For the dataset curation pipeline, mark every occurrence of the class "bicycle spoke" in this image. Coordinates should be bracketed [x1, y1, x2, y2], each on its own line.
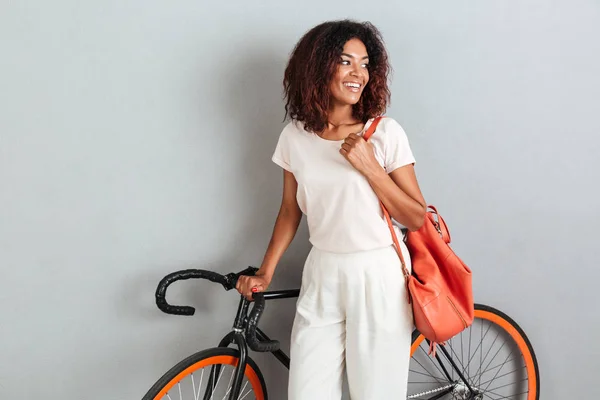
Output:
[192, 373, 198, 400]
[237, 381, 251, 400]
[458, 328, 478, 382]
[409, 368, 446, 383]
[460, 328, 464, 374]
[475, 320, 495, 387]
[411, 354, 446, 384]
[467, 324, 473, 379]
[209, 368, 225, 400]
[444, 338, 471, 384]
[417, 345, 447, 383]
[484, 386, 529, 399]
[472, 328, 501, 380]
[479, 357, 520, 377]
[449, 335, 455, 381]
[467, 321, 502, 386]
[199, 370, 204, 400]
[220, 367, 236, 400]
[480, 352, 517, 399]
[479, 319, 484, 387]
[478, 365, 526, 387]
[478, 340, 509, 388]
[482, 390, 504, 400]
[485, 377, 529, 394]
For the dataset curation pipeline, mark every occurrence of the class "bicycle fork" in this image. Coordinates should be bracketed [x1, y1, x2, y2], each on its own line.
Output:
[202, 298, 253, 400]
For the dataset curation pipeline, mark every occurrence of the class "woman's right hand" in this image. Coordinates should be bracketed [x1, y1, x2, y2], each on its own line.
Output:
[236, 270, 272, 301]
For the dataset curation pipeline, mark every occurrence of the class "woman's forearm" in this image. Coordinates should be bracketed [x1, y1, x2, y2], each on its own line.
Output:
[365, 167, 426, 231]
[259, 203, 302, 280]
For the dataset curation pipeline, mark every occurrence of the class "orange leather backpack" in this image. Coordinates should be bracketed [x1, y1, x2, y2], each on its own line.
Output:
[364, 117, 475, 354]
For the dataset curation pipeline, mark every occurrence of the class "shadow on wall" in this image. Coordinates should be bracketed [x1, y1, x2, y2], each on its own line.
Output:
[130, 44, 311, 399]
[208, 44, 312, 400]
[202, 44, 311, 291]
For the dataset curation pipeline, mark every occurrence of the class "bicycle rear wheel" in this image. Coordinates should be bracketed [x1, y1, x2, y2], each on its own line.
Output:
[408, 303, 539, 400]
[142, 347, 267, 400]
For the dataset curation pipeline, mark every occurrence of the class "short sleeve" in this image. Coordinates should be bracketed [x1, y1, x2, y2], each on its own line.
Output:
[381, 118, 416, 173]
[271, 123, 293, 172]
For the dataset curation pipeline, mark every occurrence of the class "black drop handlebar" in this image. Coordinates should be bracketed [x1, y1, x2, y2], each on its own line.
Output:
[154, 267, 280, 352]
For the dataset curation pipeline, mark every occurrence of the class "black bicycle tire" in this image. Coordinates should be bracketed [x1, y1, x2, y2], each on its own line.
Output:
[410, 302, 540, 400]
[142, 347, 268, 400]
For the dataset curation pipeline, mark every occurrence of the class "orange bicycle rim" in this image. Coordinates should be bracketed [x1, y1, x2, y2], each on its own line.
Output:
[153, 355, 265, 400]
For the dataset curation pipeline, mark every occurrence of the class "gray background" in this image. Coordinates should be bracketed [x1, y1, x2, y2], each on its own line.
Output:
[1, 0, 599, 399]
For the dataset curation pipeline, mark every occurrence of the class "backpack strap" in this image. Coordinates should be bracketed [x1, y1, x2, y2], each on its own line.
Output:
[362, 116, 385, 141]
[362, 116, 412, 303]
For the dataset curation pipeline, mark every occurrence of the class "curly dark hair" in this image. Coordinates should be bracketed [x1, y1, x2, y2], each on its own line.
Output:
[283, 19, 392, 133]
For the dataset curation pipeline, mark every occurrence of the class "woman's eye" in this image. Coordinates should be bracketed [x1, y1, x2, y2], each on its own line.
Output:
[362, 63, 369, 68]
[341, 59, 351, 65]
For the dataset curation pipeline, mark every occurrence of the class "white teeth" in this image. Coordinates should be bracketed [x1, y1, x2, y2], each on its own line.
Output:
[344, 83, 360, 88]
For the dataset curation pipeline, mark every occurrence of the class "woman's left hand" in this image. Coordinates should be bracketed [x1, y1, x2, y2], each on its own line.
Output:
[340, 133, 383, 177]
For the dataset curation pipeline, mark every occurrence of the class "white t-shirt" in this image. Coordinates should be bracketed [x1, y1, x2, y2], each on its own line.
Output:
[272, 117, 416, 254]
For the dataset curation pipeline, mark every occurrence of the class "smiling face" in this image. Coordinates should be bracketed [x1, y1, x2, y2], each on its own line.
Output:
[329, 38, 370, 108]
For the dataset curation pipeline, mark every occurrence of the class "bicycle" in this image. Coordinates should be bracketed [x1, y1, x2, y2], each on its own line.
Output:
[142, 267, 539, 400]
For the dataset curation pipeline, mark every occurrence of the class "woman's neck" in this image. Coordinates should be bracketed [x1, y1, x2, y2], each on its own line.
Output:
[316, 104, 365, 141]
[327, 104, 357, 127]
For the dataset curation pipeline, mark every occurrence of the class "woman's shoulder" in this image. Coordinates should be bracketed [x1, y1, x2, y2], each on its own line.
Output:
[369, 116, 409, 140]
[284, 119, 304, 131]
[378, 116, 406, 132]
[280, 119, 312, 139]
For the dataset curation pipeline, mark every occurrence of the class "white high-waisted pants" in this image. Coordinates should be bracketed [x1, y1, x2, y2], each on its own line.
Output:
[288, 244, 414, 400]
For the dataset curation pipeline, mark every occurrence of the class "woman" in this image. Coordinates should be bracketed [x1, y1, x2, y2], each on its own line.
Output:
[237, 19, 426, 399]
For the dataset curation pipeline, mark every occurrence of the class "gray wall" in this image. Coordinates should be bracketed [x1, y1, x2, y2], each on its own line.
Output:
[1, 1, 599, 399]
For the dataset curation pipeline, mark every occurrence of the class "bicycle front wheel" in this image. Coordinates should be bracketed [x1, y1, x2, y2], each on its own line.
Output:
[143, 347, 267, 400]
[408, 303, 539, 400]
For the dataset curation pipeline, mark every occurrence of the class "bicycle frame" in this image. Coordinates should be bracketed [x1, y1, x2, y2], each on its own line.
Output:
[154, 268, 481, 400]
[216, 290, 479, 400]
